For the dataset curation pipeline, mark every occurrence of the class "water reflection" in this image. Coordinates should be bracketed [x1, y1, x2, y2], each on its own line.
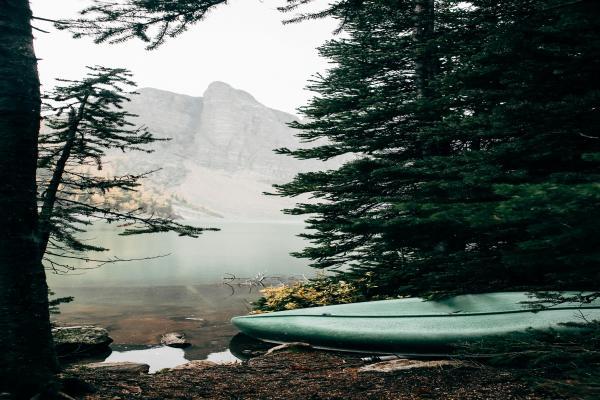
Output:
[52, 285, 258, 360]
[49, 221, 310, 360]
[205, 349, 240, 363]
[105, 346, 188, 373]
[103, 345, 244, 373]
[104, 334, 275, 371]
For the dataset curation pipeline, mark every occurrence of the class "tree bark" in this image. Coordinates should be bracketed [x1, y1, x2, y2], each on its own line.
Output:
[0, 0, 58, 396]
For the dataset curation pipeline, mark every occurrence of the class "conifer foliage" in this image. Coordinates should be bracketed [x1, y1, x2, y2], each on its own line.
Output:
[274, 0, 600, 298]
[61, 0, 362, 49]
[63, 0, 228, 50]
[38, 66, 215, 272]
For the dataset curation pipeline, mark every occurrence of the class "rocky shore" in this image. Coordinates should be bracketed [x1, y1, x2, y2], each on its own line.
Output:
[58, 348, 543, 400]
[47, 325, 576, 399]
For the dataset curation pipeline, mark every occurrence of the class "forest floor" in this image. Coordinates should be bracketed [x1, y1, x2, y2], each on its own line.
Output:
[62, 348, 554, 400]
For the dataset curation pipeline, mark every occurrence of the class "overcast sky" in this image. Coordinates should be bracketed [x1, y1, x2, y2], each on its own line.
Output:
[30, 0, 336, 115]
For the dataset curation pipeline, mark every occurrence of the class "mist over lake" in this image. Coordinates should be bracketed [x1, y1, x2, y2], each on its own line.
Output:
[47, 219, 312, 288]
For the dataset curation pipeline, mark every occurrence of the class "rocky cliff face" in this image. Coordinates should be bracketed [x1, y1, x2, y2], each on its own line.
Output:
[104, 82, 324, 220]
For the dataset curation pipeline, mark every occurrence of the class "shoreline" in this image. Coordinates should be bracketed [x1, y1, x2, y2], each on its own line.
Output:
[64, 347, 541, 399]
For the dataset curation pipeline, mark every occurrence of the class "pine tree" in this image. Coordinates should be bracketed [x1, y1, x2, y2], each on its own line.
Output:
[274, 0, 600, 298]
[271, 0, 450, 294]
[37, 66, 216, 273]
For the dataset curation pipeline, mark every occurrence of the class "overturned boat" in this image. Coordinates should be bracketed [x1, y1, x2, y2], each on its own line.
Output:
[231, 292, 600, 354]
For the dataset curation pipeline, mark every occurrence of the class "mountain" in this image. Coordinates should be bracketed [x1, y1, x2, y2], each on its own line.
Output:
[103, 82, 326, 220]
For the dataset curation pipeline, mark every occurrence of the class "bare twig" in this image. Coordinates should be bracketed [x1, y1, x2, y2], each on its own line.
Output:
[31, 25, 50, 33]
[43, 252, 170, 273]
[222, 273, 309, 296]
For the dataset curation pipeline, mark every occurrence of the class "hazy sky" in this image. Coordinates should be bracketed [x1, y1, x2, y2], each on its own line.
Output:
[30, 0, 337, 115]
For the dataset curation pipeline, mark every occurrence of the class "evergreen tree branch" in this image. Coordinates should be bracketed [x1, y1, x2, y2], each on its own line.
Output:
[38, 66, 218, 273]
[38, 93, 90, 258]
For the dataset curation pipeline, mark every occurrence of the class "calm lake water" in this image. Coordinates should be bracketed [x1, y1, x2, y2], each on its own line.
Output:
[48, 219, 313, 365]
[47, 219, 312, 287]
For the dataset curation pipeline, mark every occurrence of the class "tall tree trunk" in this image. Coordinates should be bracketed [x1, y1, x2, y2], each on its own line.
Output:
[414, 0, 458, 252]
[0, 0, 58, 397]
[414, 0, 437, 99]
[413, 0, 439, 159]
[414, 0, 451, 157]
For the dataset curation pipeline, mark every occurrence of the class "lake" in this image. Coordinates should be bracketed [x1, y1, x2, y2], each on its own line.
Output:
[48, 219, 313, 366]
[47, 219, 312, 287]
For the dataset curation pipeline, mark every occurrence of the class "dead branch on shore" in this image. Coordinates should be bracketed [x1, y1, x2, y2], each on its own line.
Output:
[222, 272, 308, 295]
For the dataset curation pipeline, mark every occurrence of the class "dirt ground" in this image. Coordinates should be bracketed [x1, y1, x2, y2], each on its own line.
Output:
[64, 349, 545, 400]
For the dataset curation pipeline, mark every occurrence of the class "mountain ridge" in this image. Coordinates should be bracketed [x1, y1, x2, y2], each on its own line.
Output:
[101, 81, 323, 220]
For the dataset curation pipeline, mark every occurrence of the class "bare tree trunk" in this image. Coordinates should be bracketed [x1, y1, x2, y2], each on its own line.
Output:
[0, 0, 58, 396]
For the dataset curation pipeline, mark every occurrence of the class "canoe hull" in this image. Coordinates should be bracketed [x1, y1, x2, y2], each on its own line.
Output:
[231, 292, 600, 353]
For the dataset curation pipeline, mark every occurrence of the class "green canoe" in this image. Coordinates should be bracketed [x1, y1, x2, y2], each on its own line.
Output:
[231, 292, 600, 354]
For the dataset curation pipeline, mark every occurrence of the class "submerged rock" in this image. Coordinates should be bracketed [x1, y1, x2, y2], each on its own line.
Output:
[84, 362, 150, 374]
[53, 326, 113, 358]
[160, 332, 190, 348]
[359, 358, 463, 373]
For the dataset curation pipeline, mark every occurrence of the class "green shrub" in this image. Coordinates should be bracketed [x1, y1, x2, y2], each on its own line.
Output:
[253, 273, 392, 312]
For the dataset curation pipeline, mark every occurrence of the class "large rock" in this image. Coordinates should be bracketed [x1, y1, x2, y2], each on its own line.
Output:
[84, 362, 149, 374]
[53, 325, 113, 358]
[160, 332, 191, 348]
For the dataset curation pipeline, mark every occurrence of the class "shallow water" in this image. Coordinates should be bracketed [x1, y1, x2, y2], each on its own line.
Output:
[103, 345, 240, 373]
[205, 349, 240, 363]
[105, 346, 188, 373]
[49, 220, 312, 362]
[52, 284, 259, 360]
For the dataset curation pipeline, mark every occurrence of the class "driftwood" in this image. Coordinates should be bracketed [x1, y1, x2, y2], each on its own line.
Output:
[265, 342, 313, 355]
[359, 359, 464, 373]
[222, 273, 308, 295]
